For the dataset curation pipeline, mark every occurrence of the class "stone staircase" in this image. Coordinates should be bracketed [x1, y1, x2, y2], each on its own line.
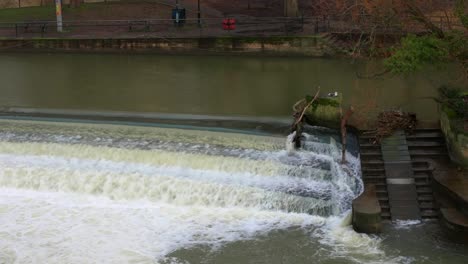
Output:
[359, 135, 391, 221]
[406, 129, 447, 220]
[359, 129, 446, 221]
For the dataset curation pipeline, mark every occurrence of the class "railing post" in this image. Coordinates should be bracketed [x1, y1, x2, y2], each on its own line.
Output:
[15, 23, 18, 38]
[301, 14, 304, 32]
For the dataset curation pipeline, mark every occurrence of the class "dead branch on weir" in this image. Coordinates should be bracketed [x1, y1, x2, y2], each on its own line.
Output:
[341, 106, 355, 164]
[291, 88, 321, 148]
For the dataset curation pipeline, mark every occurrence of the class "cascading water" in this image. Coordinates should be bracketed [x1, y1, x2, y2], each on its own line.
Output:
[0, 119, 397, 264]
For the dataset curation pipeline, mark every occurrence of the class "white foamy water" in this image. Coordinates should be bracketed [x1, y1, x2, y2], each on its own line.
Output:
[0, 119, 396, 264]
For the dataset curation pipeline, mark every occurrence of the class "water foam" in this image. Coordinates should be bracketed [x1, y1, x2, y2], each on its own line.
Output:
[0, 188, 325, 264]
[0, 119, 374, 263]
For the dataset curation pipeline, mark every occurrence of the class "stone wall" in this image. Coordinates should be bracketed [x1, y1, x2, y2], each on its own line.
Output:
[0, 36, 332, 57]
[441, 109, 468, 167]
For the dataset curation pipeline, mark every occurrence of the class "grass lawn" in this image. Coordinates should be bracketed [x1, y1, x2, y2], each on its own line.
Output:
[0, 2, 171, 23]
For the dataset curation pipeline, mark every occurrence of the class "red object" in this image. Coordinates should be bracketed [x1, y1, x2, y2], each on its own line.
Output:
[222, 18, 236, 30]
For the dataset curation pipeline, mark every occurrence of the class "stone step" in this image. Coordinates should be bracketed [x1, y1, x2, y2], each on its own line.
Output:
[363, 176, 386, 184]
[415, 182, 431, 187]
[416, 187, 433, 195]
[413, 167, 434, 173]
[361, 160, 384, 168]
[419, 202, 437, 209]
[362, 169, 385, 175]
[406, 131, 443, 139]
[361, 157, 384, 163]
[421, 210, 439, 219]
[418, 195, 434, 202]
[414, 174, 431, 179]
[409, 149, 448, 157]
[374, 183, 387, 191]
[361, 151, 382, 157]
[359, 143, 380, 149]
[381, 212, 391, 219]
[412, 161, 432, 169]
[407, 141, 445, 148]
[378, 195, 389, 203]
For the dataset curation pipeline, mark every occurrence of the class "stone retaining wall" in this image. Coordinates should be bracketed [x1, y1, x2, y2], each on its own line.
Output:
[0, 36, 333, 56]
[441, 110, 468, 167]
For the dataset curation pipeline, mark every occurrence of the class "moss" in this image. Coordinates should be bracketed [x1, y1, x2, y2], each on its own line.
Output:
[443, 105, 459, 119]
[301, 96, 342, 129]
[311, 98, 340, 112]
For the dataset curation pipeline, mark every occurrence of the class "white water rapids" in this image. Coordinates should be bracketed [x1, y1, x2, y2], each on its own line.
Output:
[0, 119, 399, 264]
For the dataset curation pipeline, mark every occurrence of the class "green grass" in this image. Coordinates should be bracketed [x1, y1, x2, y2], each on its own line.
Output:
[0, 3, 106, 22]
[0, 5, 55, 22]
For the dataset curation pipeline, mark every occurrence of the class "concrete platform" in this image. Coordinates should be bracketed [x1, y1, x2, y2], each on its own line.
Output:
[440, 208, 468, 243]
[434, 169, 468, 215]
[352, 184, 382, 234]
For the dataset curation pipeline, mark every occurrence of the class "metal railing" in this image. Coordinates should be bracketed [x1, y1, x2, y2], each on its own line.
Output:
[0, 15, 463, 39]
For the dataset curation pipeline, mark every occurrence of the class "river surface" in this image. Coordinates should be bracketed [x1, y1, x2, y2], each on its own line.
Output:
[0, 53, 467, 264]
[0, 53, 465, 128]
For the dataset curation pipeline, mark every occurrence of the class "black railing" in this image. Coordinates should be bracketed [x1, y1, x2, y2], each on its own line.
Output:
[0, 16, 463, 39]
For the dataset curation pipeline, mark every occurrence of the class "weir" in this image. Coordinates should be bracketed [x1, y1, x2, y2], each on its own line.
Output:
[0, 118, 366, 263]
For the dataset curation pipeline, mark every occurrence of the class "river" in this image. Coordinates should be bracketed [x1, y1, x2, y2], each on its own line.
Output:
[0, 53, 467, 264]
[0, 53, 465, 128]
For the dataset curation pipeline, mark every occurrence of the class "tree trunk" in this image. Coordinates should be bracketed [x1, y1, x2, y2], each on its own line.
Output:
[70, 0, 81, 8]
[284, 0, 299, 17]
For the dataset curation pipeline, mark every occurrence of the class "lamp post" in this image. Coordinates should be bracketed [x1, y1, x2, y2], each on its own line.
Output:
[198, 0, 201, 26]
[55, 0, 63, 32]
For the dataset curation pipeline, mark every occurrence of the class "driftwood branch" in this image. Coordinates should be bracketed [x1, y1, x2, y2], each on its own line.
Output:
[293, 88, 321, 128]
[291, 88, 321, 148]
[341, 106, 355, 164]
